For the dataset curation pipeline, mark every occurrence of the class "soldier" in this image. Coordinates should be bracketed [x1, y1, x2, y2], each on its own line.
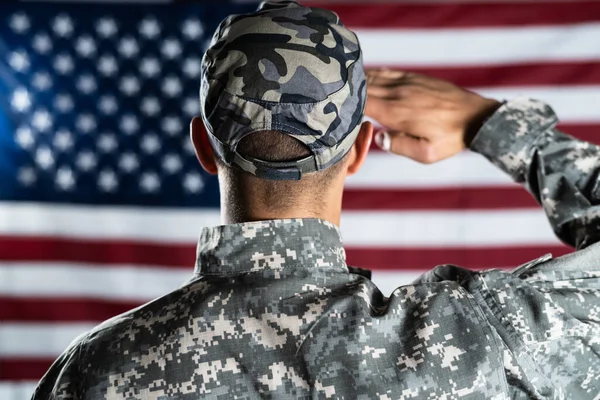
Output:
[33, 1, 599, 399]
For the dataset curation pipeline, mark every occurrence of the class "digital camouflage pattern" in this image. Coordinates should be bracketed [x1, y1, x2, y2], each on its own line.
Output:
[200, 1, 365, 180]
[33, 98, 600, 399]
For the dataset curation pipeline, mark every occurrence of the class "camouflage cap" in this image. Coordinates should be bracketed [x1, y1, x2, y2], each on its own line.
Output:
[200, 0, 366, 180]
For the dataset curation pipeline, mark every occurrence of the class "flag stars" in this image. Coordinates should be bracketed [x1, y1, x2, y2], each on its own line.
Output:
[53, 15, 74, 38]
[162, 76, 182, 97]
[54, 129, 74, 151]
[183, 98, 199, 116]
[18, 167, 36, 187]
[97, 133, 117, 153]
[120, 114, 139, 134]
[32, 110, 52, 132]
[140, 172, 160, 193]
[77, 75, 97, 94]
[120, 76, 140, 96]
[118, 37, 139, 58]
[10, 13, 30, 33]
[140, 57, 161, 78]
[139, 18, 160, 39]
[141, 97, 160, 117]
[184, 172, 204, 193]
[98, 55, 118, 77]
[96, 17, 118, 38]
[9, 50, 30, 72]
[183, 137, 196, 155]
[15, 126, 34, 150]
[183, 58, 202, 78]
[76, 113, 97, 134]
[98, 169, 118, 192]
[141, 134, 161, 154]
[75, 35, 96, 58]
[163, 154, 182, 174]
[32, 33, 52, 54]
[11, 88, 31, 112]
[32, 72, 52, 91]
[54, 94, 74, 113]
[98, 95, 118, 115]
[56, 166, 75, 191]
[36, 147, 55, 170]
[77, 151, 97, 172]
[182, 19, 204, 40]
[54, 53, 74, 75]
[161, 38, 182, 59]
[119, 153, 139, 173]
[162, 116, 182, 136]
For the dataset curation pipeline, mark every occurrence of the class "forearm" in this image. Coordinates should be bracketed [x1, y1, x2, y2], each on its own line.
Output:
[471, 98, 600, 249]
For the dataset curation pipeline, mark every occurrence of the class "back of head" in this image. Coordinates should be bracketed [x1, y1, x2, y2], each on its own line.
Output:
[199, 0, 366, 215]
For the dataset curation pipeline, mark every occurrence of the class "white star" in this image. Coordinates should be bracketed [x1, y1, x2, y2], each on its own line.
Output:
[32, 72, 52, 91]
[162, 76, 182, 97]
[182, 57, 202, 78]
[162, 116, 182, 136]
[97, 133, 117, 153]
[55, 166, 75, 190]
[98, 95, 118, 115]
[96, 17, 118, 38]
[9, 50, 29, 72]
[32, 110, 52, 132]
[10, 13, 30, 33]
[120, 114, 139, 135]
[76, 114, 96, 134]
[54, 129, 74, 151]
[54, 93, 74, 113]
[36, 147, 54, 170]
[15, 126, 34, 149]
[98, 54, 118, 77]
[140, 172, 160, 193]
[182, 19, 204, 40]
[18, 167, 36, 187]
[53, 15, 73, 38]
[141, 134, 160, 154]
[139, 18, 160, 39]
[76, 151, 97, 172]
[162, 154, 182, 174]
[53, 53, 74, 75]
[32, 33, 52, 54]
[184, 172, 204, 193]
[76, 74, 97, 94]
[118, 37, 139, 58]
[119, 152, 139, 173]
[141, 97, 160, 117]
[120, 76, 140, 96]
[98, 169, 118, 192]
[184, 137, 196, 154]
[140, 57, 160, 78]
[183, 97, 199, 116]
[161, 38, 182, 59]
[11, 88, 31, 112]
[75, 35, 96, 58]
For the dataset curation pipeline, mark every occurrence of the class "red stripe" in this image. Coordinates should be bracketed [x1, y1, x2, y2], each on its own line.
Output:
[346, 245, 572, 271]
[0, 236, 193, 267]
[364, 63, 600, 87]
[311, 2, 600, 28]
[0, 359, 51, 381]
[369, 124, 600, 152]
[343, 186, 538, 210]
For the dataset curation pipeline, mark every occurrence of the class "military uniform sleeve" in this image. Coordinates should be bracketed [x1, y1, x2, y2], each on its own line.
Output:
[31, 340, 82, 400]
[470, 98, 600, 249]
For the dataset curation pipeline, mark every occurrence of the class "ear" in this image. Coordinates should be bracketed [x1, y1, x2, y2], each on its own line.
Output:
[346, 121, 373, 176]
[190, 117, 218, 175]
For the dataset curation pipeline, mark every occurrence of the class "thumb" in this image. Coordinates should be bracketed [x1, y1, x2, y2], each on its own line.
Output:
[375, 131, 433, 163]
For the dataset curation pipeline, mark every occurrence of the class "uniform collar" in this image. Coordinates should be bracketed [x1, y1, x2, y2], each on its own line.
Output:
[194, 218, 348, 276]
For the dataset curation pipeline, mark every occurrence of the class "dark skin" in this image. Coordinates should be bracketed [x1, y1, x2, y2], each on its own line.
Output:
[190, 69, 501, 225]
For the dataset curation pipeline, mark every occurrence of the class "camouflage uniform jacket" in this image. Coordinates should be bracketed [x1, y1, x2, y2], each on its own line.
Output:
[33, 99, 600, 399]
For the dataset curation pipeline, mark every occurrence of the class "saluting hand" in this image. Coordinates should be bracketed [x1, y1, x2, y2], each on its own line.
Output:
[365, 69, 500, 164]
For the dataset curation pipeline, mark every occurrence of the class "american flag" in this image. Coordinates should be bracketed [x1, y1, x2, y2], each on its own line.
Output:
[1, 0, 599, 398]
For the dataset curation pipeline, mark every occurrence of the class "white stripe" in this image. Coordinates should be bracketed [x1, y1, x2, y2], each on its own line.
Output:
[0, 382, 37, 400]
[0, 262, 189, 300]
[0, 202, 558, 246]
[346, 151, 514, 187]
[358, 23, 600, 66]
[0, 323, 94, 357]
[370, 270, 424, 296]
